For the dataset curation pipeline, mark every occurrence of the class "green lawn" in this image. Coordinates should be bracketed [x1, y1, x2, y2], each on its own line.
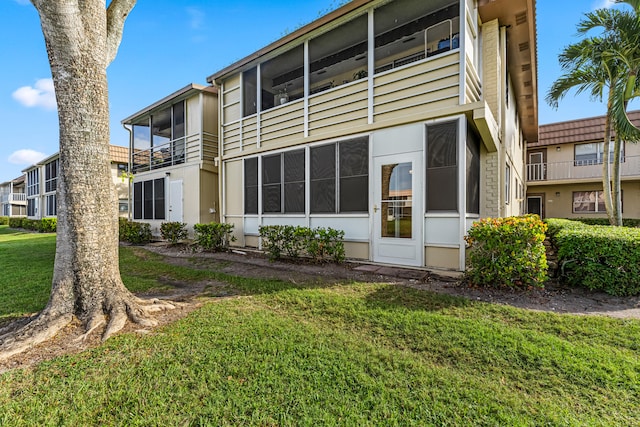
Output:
[0, 225, 639, 425]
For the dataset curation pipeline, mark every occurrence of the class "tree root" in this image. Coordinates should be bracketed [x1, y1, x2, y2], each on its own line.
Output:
[0, 297, 177, 362]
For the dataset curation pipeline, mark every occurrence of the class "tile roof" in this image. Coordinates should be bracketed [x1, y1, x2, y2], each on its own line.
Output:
[109, 145, 129, 164]
[530, 110, 640, 147]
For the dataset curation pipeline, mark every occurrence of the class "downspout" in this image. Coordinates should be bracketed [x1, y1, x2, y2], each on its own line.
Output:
[122, 123, 133, 221]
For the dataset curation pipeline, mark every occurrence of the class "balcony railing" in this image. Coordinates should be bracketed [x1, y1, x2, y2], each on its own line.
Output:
[0, 193, 27, 204]
[527, 155, 640, 182]
[132, 133, 218, 174]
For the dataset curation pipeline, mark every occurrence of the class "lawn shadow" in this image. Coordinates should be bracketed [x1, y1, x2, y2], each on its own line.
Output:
[363, 283, 471, 313]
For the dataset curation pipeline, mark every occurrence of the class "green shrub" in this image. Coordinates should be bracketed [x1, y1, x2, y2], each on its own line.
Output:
[0, 216, 8, 225]
[546, 218, 640, 296]
[21, 219, 41, 231]
[464, 215, 548, 289]
[160, 222, 188, 244]
[119, 219, 152, 244]
[259, 225, 345, 263]
[572, 218, 640, 228]
[8, 217, 23, 228]
[193, 222, 236, 252]
[39, 218, 57, 233]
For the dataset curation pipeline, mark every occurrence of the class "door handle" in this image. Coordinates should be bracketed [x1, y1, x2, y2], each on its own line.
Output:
[373, 204, 378, 213]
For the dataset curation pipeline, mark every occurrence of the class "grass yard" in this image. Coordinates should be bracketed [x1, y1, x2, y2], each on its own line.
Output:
[0, 224, 639, 425]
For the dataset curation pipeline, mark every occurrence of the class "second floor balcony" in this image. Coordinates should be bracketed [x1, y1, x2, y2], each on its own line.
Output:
[132, 133, 218, 174]
[527, 155, 640, 183]
[0, 192, 27, 204]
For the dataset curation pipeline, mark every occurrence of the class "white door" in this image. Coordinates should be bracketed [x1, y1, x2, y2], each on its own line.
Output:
[169, 180, 183, 222]
[373, 153, 423, 267]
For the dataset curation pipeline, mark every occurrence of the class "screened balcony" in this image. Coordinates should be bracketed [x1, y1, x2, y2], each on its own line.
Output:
[527, 155, 640, 182]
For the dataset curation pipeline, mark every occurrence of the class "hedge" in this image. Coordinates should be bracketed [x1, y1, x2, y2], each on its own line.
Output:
[572, 218, 640, 228]
[464, 215, 548, 289]
[259, 225, 345, 263]
[0, 216, 8, 225]
[193, 222, 236, 252]
[546, 218, 640, 296]
[6, 217, 56, 233]
[119, 218, 152, 244]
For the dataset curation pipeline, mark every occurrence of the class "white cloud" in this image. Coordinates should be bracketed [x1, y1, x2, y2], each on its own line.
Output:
[12, 78, 57, 110]
[8, 149, 47, 166]
[592, 0, 616, 9]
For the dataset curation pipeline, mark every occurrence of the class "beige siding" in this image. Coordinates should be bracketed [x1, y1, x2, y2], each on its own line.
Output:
[223, 121, 242, 156]
[199, 169, 219, 223]
[186, 96, 201, 136]
[373, 53, 460, 122]
[425, 246, 460, 270]
[242, 116, 259, 151]
[223, 75, 241, 124]
[344, 241, 368, 260]
[261, 100, 305, 147]
[225, 159, 243, 216]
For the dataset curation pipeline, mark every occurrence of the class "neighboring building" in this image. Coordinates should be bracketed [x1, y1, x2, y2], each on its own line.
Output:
[121, 84, 219, 235]
[0, 175, 27, 217]
[207, 0, 538, 271]
[526, 111, 640, 220]
[23, 145, 130, 220]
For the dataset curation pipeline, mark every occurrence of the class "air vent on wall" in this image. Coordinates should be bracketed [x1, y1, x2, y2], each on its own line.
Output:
[519, 42, 529, 52]
[521, 63, 531, 72]
[524, 80, 532, 87]
[515, 12, 527, 25]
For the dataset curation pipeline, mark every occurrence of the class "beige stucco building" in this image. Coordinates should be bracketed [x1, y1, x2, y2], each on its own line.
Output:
[121, 84, 219, 235]
[526, 111, 640, 219]
[0, 175, 26, 217]
[207, 0, 538, 271]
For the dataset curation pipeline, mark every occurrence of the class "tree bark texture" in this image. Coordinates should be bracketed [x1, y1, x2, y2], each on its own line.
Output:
[0, 0, 172, 361]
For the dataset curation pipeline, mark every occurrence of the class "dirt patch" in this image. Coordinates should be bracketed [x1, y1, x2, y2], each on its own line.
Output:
[1, 244, 638, 374]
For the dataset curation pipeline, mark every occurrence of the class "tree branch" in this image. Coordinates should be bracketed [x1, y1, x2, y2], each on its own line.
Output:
[105, 0, 136, 65]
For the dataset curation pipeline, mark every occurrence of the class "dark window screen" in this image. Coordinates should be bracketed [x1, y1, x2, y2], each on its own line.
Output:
[310, 144, 336, 213]
[284, 149, 305, 213]
[133, 182, 142, 219]
[154, 178, 165, 220]
[262, 154, 282, 213]
[143, 180, 153, 219]
[466, 126, 480, 214]
[426, 122, 457, 211]
[339, 138, 368, 212]
[244, 158, 258, 214]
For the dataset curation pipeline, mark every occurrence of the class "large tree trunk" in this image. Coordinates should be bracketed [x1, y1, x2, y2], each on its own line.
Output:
[0, 0, 172, 361]
[612, 134, 623, 226]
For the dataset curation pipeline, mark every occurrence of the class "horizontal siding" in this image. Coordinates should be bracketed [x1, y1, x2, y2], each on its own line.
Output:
[260, 100, 305, 147]
[308, 81, 368, 138]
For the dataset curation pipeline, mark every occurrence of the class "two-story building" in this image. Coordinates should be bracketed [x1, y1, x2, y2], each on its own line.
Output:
[206, 0, 537, 271]
[526, 111, 640, 219]
[23, 145, 130, 220]
[0, 175, 27, 217]
[121, 84, 219, 234]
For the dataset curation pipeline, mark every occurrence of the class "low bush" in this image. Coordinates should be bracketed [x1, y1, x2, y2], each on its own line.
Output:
[8, 217, 23, 228]
[464, 215, 548, 289]
[160, 222, 188, 244]
[193, 222, 235, 252]
[21, 219, 41, 232]
[546, 218, 640, 296]
[572, 217, 640, 228]
[259, 225, 345, 263]
[0, 216, 8, 225]
[39, 217, 57, 233]
[119, 219, 152, 245]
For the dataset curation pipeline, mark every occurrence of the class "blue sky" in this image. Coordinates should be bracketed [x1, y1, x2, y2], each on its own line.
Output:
[0, 0, 626, 183]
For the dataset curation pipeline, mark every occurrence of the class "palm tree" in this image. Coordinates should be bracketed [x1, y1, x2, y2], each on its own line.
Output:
[547, 2, 640, 226]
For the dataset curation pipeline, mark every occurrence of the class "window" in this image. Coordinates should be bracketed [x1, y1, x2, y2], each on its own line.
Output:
[310, 137, 369, 213]
[45, 159, 59, 193]
[426, 121, 457, 211]
[117, 163, 128, 173]
[119, 199, 129, 213]
[572, 190, 621, 213]
[27, 199, 36, 217]
[131, 101, 185, 172]
[244, 158, 258, 214]
[133, 178, 165, 220]
[243, 67, 258, 117]
[466, 126, 480, 214]
[574, 142, 624, 166]
[505, 164, 511, 204]
[27, 169, 39, 197]
[261, 149, 305, 214]
[46, 194, 56, 216]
